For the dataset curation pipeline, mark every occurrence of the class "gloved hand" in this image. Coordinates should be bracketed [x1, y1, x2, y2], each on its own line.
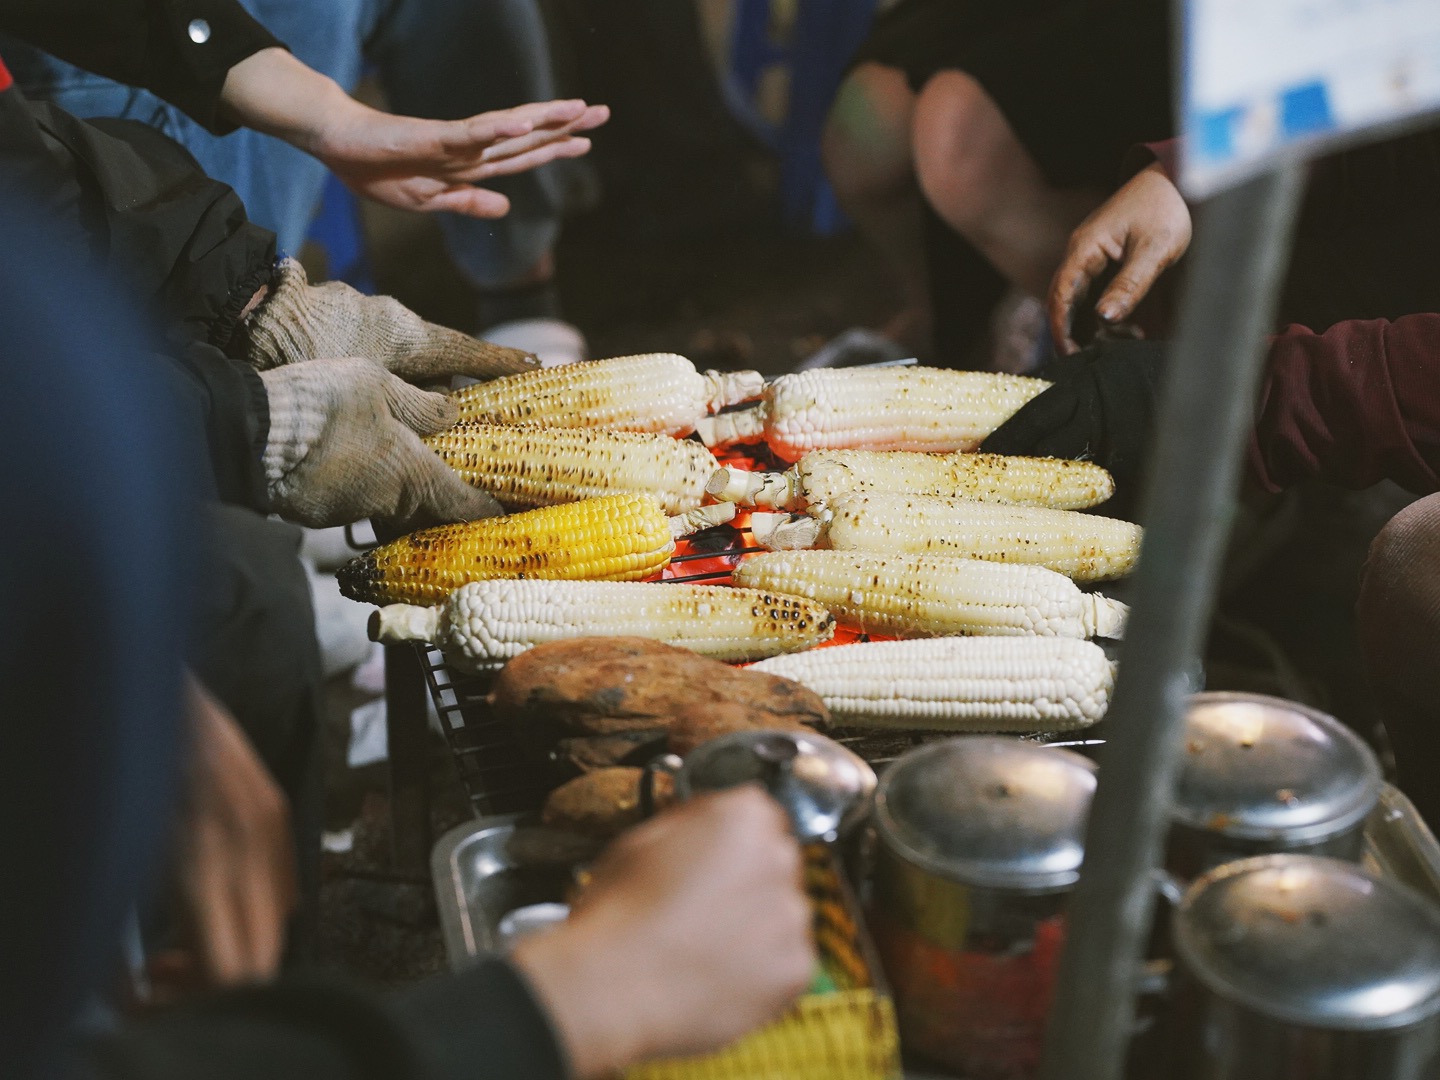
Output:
[241, 259, 538, 384]
[981, 339, 1168, 507]
[260, 357, 503, 530]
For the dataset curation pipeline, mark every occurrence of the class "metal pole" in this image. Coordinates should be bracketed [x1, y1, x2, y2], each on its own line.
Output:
[1039, 164, 1307, 1080]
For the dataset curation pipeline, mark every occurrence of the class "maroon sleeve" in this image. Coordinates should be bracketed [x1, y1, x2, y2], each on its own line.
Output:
[1248, 314, 1440, 494]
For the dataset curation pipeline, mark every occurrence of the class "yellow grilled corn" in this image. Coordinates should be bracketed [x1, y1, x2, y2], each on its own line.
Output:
[336, 493, 734, 606]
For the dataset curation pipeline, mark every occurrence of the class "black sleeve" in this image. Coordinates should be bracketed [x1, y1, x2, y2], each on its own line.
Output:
[0, 0, 285, 133]
[81, 962, 569, 1080]
[0, 83, 272, 509]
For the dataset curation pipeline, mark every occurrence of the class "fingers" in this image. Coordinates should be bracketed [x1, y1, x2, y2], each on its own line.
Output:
[381, 372, 460, 436]
[421, 184, 512, 218]
[1095, 237, 1174, 324]
[461, 137, 595, 184]
[448, 99, 592, 151]
[1049, 239, 1114, 356]
[383, 429, 507, 531]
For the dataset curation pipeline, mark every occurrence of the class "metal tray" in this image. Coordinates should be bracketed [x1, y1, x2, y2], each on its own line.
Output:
[432, 814, 600, 966]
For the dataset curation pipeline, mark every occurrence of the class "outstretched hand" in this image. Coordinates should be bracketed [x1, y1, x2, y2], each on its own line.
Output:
[221, 47, 609, 219]
[1049, 162, 1191, 355]
[313, 98, 610, 218]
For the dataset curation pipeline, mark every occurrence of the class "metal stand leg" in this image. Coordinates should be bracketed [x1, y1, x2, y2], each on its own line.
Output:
[1040, 166, 1308, 1080]
[384, 643, 432, 875]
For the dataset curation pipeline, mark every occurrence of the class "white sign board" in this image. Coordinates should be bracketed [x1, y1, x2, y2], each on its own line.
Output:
[1182, 0, 1440, 196]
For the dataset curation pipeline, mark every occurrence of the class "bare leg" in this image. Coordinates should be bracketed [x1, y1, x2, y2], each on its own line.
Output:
[1357, 494, 1440, 829]
[912, 70, 1102, 299]
[822, 62, 931, 352]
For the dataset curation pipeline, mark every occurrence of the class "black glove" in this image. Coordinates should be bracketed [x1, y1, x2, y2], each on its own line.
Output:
[981, 340, 1168, 508]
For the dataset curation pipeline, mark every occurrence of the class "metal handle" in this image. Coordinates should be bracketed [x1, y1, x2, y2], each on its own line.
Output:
[640, 753, 685, 817]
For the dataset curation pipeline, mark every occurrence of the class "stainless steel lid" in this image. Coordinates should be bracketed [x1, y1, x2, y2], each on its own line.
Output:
[1174, 692, 1382, 843]
[677, 729, 876, 842]
[873, 736, 1097, 894]
[1175, 855, 1440, 1031]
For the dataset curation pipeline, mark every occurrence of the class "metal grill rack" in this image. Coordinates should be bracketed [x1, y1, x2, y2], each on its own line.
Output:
[415, 518, 963, 818]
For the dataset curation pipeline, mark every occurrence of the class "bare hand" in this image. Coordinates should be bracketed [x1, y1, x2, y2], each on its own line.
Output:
[313, 99, 609, 218]
[221, 48, 608, 219]
[514, 787, 815, 1078]
[175, 677, 297, 986]
[1049, 162, 1192, 355]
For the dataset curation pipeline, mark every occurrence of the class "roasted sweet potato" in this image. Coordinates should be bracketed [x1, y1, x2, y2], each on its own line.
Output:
[491, 636, 830, 742]
[540, 767, 662, 839]
[666, 703, 811, 757]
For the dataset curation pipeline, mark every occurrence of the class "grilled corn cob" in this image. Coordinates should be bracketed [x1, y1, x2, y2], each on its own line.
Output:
[426, 422, 719, 514]
[733, 551, 1128, 639]
[750, 636, 1115, 731]
[695, 366, 1049, 459]
[708, 449, 1114, 512]
[449, 353, 765, 436]
[336, 493, 735, 606]
[369, 579, 835, 671]
[750, 492, 1141, 583]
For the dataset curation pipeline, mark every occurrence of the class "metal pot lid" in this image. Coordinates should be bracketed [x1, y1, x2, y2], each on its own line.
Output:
[873, 737, 1097, 894]
[1174, 692, 1382, 843]
[1175, 855, 1440, 1031]
[677, 729, 876, 842]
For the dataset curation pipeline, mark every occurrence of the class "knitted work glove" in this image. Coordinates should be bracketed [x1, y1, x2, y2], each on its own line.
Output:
[260, 357, 503, 531]
[242, 259, 538, 383]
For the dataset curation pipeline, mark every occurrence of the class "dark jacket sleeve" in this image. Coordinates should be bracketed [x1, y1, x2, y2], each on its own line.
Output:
[1248, 314, 1440, 494]
[0, 0, 284, 133]
[0, 80, 273, 509]
[82, 962, 569, 1080]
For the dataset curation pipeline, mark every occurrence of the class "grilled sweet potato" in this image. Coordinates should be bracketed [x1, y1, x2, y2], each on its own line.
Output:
[490, 636, 830, 741]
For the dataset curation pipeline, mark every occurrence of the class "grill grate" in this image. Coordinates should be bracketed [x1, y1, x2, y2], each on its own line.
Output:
[413, 440, 955, 818]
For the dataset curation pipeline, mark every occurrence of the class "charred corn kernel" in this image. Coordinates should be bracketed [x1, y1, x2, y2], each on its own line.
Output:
[426, 422, 719, 515]
[733, 550, 1128, 639]
[449, 353, 764, 436]
[336, 494, 724, 606]
[627, 990, 900, 1080]
[695, 366, 1049, 459]
[708, 449, 1114, 512]
[755, 492, 1141, 583]
[751, 636, 1115, 732]
[368, 579, 835, 671]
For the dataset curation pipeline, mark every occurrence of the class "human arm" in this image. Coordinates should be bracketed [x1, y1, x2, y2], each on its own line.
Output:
[217, 47, 609, 219]
[981, 316, 1440, 503]
[0, 0, 283, 133]
[85, 787, 812, 1080]
[1249, 314, 1440, 493]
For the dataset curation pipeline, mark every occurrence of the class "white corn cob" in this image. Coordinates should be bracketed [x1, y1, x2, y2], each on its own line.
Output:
[733, 551, 1128, 639]
[369, 579, 835, 673]
[426, 422, 720, 514]
[708, 449, 1114, 512]
[750, 637, 1115, 732]
[751, 492, 1141, 583]
[695, 367, 1049, 459]
[449, 353, 764, 436]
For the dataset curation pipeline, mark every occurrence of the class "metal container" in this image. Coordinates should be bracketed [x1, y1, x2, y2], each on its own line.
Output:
[868, 736, 1097, 1079]
[431, 814, 598, 967]
[1169, 692, 1382, 881]
[1171, 855, 1440, 1079]
[645, 729, 876, 843]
